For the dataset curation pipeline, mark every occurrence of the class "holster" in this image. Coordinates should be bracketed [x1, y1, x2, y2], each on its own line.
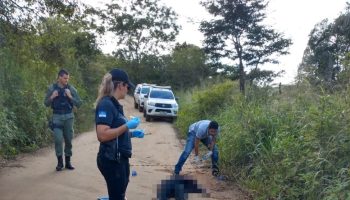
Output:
[48, 119, 63, 131]
[48, 119, 54, 131]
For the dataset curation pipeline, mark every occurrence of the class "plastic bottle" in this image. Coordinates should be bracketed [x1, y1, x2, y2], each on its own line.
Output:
[131, 170, 137, 176]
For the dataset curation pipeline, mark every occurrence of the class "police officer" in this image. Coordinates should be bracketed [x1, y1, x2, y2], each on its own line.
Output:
[95, 68, 144, 200]
[44, 69, 82, 171]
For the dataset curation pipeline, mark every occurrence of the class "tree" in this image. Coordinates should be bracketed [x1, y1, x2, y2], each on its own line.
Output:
[101, 0, 179, 63]
[0, 0, 81, 26]
[165, 43, 209, 90]
[298, 20, 339, 86]
[337, 52, 350, 87]
[199, 0, 291, 93]
[298, 4, 350, 88]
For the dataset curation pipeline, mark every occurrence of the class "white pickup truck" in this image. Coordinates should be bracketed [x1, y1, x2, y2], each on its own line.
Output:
[143, 86, 178, 122]
[133, 83, 155, 112]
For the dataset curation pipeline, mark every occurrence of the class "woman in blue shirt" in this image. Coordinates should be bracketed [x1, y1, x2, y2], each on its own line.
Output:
[95, 68, 144, 200]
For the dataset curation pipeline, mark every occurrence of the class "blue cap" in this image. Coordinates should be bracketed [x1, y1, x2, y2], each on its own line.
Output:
[109, 68, 135, 89]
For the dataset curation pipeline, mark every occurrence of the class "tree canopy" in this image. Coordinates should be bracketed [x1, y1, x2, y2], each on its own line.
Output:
[164, 43, 209, 90]
[99, 0, 179, 63]
[298, 3, 350, 89]
[199, 0, 291, 92]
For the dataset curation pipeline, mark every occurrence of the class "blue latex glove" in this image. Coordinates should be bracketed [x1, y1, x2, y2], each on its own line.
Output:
[131, 129, 144, 138]
[202, 151, 213, 160]
[126, 117, 140, 129]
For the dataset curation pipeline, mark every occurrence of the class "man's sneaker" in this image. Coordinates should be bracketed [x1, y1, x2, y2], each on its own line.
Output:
[212, 168, 220, 177]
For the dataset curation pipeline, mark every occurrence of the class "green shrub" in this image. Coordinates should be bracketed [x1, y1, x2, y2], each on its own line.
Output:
[175, 80, 238, 137]
[0, 109, 28, 158]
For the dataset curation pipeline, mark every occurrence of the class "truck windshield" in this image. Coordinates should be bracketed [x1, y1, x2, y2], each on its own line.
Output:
[150, 90, 174, 99]
[141, 87, 150, 94]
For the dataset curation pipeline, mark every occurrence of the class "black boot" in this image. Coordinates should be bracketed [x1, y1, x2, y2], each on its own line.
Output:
[212, 164, 220, 177]
[56, 156, 63, 171]
[65, 156, 75, 170]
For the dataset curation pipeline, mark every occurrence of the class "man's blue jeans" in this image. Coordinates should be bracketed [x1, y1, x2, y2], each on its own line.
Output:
[174, 131, 219, 174]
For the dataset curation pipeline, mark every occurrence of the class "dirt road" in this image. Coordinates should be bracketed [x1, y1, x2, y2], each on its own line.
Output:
[0, 95, 247, 200]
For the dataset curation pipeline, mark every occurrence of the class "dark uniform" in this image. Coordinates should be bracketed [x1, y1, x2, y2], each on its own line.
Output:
[95, 96, 132, 200]
[44, 83, 81, 158]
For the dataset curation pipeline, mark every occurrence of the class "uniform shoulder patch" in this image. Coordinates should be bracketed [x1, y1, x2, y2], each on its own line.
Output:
[98, 111, 107, 118]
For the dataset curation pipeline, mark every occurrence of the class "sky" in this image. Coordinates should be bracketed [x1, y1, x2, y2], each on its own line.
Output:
[85, 0, 349, 85]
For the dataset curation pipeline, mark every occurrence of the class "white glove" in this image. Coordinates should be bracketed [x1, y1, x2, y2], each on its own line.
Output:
[193, 156, 201, 165]
[202, 151, 213, 160]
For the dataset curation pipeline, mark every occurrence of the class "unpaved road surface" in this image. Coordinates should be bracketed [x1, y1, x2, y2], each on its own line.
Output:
[0, 95, 248, 200]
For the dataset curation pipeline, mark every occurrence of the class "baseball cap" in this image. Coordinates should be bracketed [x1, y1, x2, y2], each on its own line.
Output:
[109, 68, 135, 89]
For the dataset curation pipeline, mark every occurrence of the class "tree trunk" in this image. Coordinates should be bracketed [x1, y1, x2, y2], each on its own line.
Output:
[239, 59, 245, 94]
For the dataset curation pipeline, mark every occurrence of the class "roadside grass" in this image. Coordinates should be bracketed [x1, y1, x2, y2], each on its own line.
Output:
[174, 79, 350, 199]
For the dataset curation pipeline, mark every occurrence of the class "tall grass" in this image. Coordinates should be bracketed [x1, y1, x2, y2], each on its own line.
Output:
[175, 79, 350, 199]
[175, 80, 238, 138]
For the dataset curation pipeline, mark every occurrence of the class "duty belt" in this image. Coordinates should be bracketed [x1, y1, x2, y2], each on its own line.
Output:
[53, 110, 72, 114]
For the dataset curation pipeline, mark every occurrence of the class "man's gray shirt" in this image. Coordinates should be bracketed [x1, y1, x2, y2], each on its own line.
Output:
[189, 120, 220, 139]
